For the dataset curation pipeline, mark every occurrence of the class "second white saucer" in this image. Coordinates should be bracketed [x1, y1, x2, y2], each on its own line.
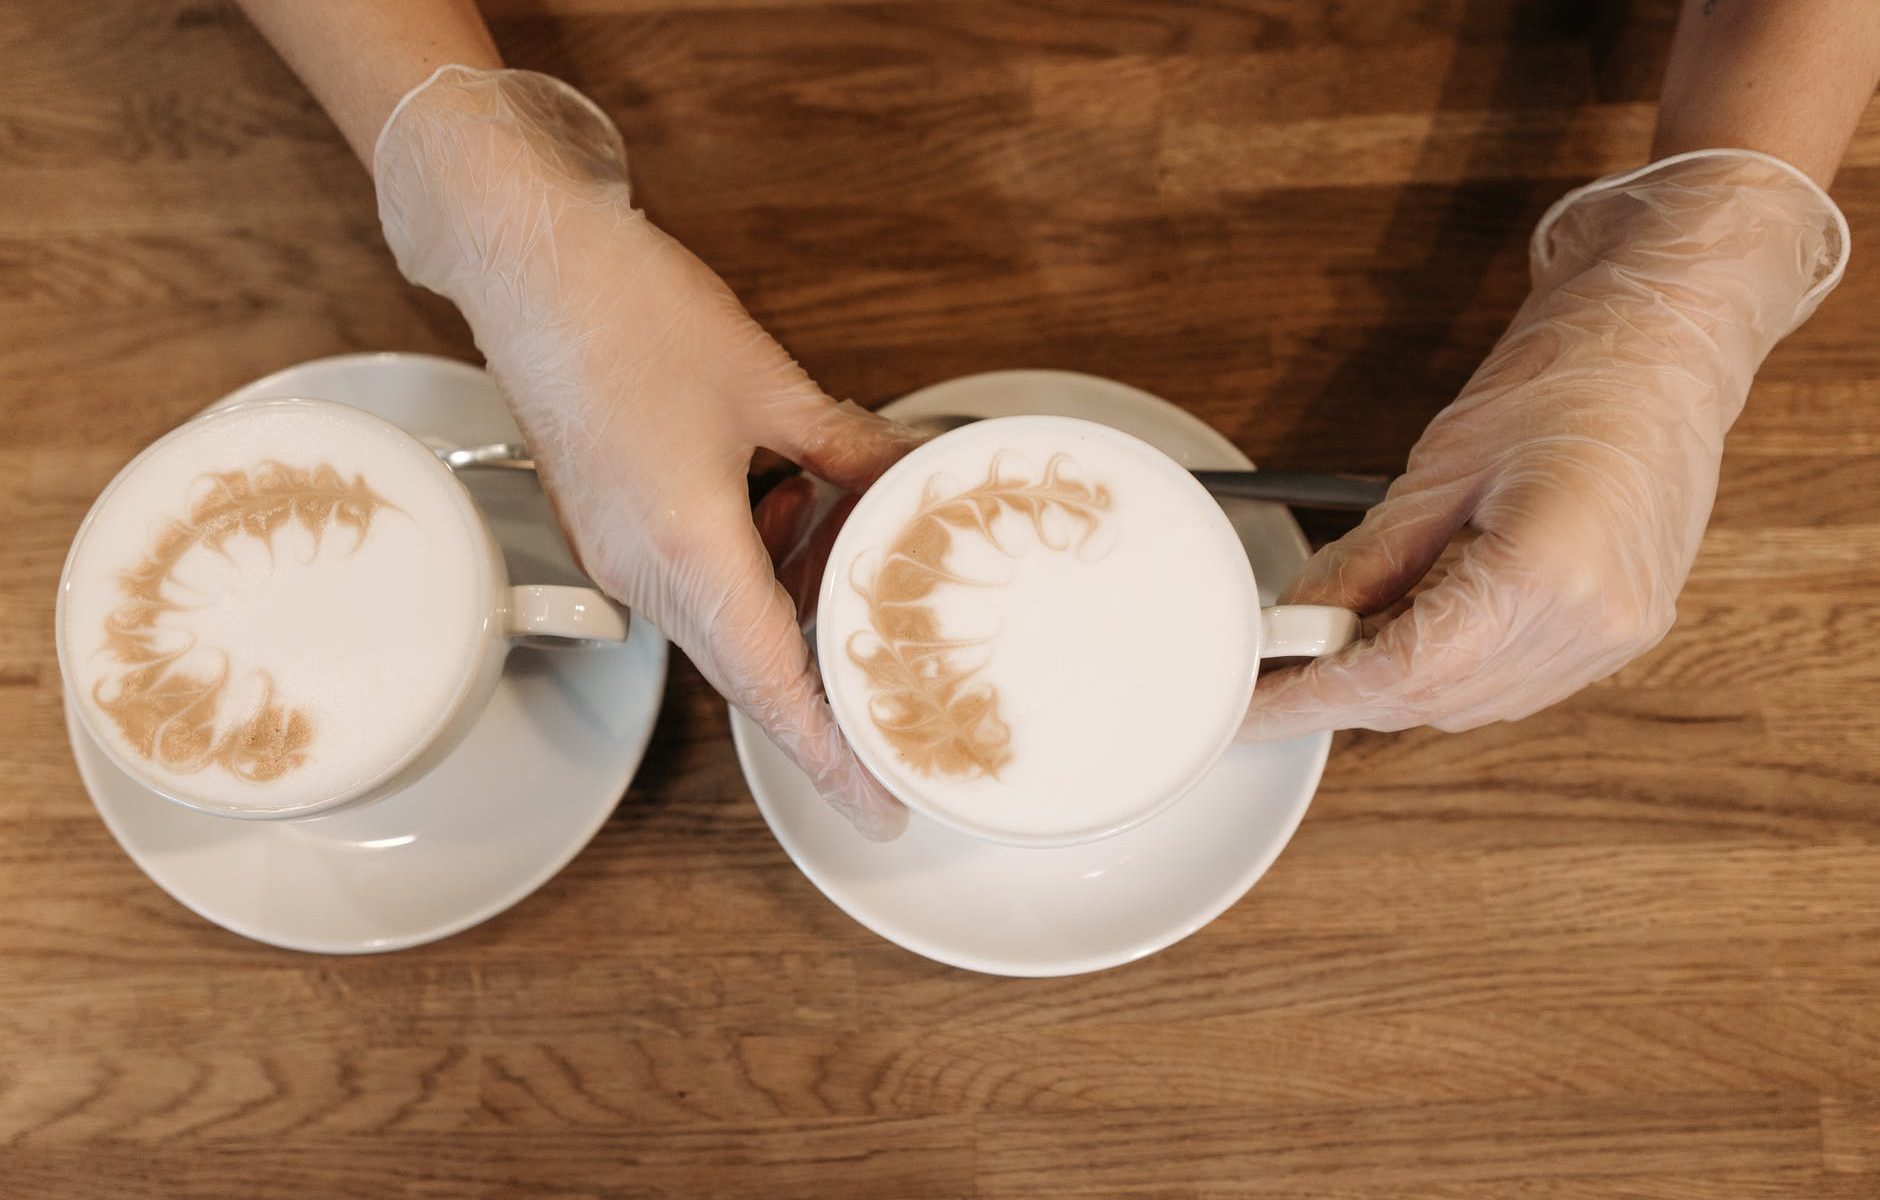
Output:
[68, 353, 669, 954]
[731, 370, 1333, 976]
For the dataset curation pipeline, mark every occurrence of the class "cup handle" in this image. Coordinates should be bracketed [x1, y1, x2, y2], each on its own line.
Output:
[1260, 604, 1360, 659]
[504, 584, 630, 646]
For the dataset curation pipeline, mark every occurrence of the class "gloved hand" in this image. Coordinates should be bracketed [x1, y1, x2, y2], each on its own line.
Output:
[1242, 150, 1847, 739]
[374, 65, 921, 838]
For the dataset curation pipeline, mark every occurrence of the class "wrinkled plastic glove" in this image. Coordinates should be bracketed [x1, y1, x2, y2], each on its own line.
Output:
[374, 65, 921, 838]
[1242, 150, 1847, 740]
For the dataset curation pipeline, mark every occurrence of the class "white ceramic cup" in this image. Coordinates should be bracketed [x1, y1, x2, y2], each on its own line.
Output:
[56, 396, 628, 822]
[816, 414, 1359, 848]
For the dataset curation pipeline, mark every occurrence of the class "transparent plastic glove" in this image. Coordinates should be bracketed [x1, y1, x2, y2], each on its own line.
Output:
[1242, 150, 1847, 740]
[374, 66, 922, 838]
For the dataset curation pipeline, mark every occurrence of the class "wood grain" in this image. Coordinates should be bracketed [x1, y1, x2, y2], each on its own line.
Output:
[3, 1, 1878, 1196]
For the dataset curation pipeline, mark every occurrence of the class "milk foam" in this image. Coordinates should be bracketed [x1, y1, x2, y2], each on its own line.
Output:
[59, 400, 489, 812]
[820, 417, 1258, 842]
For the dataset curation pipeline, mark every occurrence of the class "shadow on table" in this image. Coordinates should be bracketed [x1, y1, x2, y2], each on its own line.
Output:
[1254, 0, 1670, 547]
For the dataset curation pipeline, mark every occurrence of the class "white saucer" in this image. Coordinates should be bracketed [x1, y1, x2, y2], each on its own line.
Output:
[65, 353, 669, 954]
[730, 369, 1333, 977]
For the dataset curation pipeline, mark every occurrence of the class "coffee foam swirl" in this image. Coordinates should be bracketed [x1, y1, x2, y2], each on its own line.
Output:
[90, 461, 396, 784]
[845, 453, 1111, 778]
[60, 400, 490, 814]
[820, 417, 1260, 844]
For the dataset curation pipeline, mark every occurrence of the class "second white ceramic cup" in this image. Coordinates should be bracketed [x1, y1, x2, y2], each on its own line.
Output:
[816, 415, 1358, 848]
[56, 397, 629, 822]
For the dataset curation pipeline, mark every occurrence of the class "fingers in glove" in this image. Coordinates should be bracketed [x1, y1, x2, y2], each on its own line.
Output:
[1241, 531, 1541, 741]
[1241, 499, 1675, 742]
[760, 393, 928, 491]
[1281, 470, 1481, 614]
[754, 476, 862, 631]
[682, 505, 908, 841]
[755, 475, 817, 564]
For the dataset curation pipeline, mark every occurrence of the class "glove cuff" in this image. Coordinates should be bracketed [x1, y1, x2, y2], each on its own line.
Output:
[373, 64, 638, 317]
[373, 64, 627, 189]
[1527, 148, 1849, 340]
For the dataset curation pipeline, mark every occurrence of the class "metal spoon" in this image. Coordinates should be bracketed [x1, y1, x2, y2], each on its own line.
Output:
[434, 422, 1392, 513]
[434, 442, 535, 472]
[906, 415, 1391, 512]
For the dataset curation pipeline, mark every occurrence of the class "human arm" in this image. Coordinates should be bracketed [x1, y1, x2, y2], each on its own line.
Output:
[236, 8, 917, 836]
[1655, 0, 1880, 186]
[1240, 1, 1876, 741]
[234, 0, 501, 166]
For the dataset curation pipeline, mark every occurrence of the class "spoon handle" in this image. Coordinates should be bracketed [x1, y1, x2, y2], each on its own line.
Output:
[906, 415, 1391, 512]
[438, 441, 1393, 513]
[435, 443, 536, 472]
[1191, 469, 1391, 512]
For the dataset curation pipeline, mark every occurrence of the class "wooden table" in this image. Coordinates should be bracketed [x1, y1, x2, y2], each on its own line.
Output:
[5, 2, 1878, 1195]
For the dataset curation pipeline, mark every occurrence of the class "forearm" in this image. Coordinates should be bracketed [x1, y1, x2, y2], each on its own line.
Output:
[1655, 0, 1880, 186]
[235, 0, 502, 169]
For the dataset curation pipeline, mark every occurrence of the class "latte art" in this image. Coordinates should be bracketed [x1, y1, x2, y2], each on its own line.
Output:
[846, 453, 1111, 779]
[92, 461, 395, 783]
[59, 400, 491, 814]
[819, 416, 1260, 845]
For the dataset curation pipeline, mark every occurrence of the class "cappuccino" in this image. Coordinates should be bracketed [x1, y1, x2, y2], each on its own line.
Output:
[818, 416, 1259, 845]
[58, 400, 490, 814]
